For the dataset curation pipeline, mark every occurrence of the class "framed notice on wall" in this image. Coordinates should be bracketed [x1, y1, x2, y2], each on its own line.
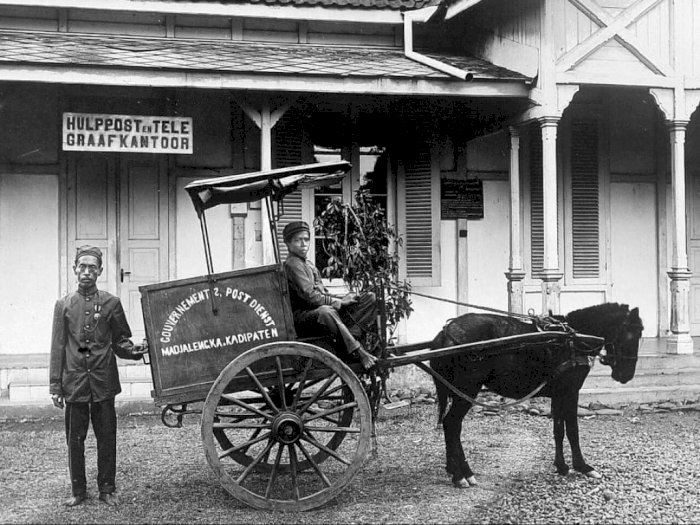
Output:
[62, 112, 193, 154]
[441, 177, 484, 220]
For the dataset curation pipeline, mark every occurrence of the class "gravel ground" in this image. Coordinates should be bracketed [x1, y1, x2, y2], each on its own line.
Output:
[1, 402, 699, 524]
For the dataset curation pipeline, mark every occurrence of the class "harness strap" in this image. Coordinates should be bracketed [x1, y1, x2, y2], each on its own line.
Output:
[418, 337, 595, 412]
[414, 360, 549, 410]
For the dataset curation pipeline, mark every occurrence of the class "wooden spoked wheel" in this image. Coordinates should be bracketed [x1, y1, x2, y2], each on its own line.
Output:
[201, 342, 372, 511]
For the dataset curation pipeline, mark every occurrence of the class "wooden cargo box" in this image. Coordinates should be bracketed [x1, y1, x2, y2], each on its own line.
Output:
[140, 264, 296, 405]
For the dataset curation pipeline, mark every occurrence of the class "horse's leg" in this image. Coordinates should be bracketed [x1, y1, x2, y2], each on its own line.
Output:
[564, 391, 601, 478]
[442, 397, 477, 488]
[550, 394, 569, 475]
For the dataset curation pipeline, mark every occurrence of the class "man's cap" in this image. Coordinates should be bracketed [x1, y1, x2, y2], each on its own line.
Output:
[283, 221, 310, 243]
[75, 245, 103, 266]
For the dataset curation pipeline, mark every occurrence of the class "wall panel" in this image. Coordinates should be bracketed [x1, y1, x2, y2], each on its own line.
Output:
[0, 174, 59, 355]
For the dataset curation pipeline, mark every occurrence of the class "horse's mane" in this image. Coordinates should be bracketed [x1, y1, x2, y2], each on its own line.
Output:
[564, 302, 630, 339]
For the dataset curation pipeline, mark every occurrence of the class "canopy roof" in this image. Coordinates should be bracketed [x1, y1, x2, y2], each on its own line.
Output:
[185, 161, 351, 215]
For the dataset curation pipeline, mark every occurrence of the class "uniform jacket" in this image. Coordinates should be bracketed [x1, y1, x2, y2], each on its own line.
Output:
[284, 253, 341, 313]
[49, 285, 140, 403]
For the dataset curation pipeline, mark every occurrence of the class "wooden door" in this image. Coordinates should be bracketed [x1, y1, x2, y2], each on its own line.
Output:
[118, 155, 169, 341]
[689, 169, 700, 336]
[67, 153, 169, 341]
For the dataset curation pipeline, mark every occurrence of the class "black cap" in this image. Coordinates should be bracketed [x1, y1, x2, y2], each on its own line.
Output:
[282, 221, 310, 242]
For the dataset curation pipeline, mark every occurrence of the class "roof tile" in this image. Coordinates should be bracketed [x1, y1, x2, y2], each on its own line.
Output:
[163, 0, 439, 9]
[0, 30, 528, 82]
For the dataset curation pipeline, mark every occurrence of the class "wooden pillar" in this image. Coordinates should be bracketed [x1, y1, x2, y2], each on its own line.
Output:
[539, 116, 563, 314]
[667, 120, 693, 354]
[259, 104, 275, 265]
[505, 126, 525, 313]
[237, 100, 289, 266]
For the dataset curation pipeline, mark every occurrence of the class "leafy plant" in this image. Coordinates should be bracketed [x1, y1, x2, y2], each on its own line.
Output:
[315, 187, 413, 345]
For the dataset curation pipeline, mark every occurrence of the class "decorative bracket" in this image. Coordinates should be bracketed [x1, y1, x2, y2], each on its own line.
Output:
[649, 88, 674, 120]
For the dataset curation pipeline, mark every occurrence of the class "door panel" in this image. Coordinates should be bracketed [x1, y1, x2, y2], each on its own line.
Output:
[69, 155, 117, 294]
[690, 170, 700, 335]
[119, 155, 169, 341]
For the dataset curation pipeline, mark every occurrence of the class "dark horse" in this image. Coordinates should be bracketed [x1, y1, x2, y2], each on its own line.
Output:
[429, 303, 643, 487]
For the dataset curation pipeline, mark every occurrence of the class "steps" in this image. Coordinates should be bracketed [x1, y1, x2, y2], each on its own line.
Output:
[579, 351, 700, 404]
[1, 355, 154, 405]
[2, 340, 700, 416]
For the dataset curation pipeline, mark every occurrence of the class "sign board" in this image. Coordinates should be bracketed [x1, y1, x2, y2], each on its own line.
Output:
[62, 112, 193, 154]
[140, 265, 296, 404]
[441, 177, 484, 220]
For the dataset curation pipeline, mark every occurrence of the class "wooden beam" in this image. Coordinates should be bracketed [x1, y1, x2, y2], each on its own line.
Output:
[558, 0, 670, 75]
[0, 65, 531, 98]
[380, 331, 605, 368]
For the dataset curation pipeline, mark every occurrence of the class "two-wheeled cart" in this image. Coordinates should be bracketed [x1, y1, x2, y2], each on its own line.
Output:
[139, 161, 604, 511]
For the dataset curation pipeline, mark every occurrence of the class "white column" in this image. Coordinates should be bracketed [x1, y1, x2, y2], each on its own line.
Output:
[505, 126, 525, 313]
[259, 104, 276, 265]
[667, 120, 693, 354]
[539, 116, 563, 315]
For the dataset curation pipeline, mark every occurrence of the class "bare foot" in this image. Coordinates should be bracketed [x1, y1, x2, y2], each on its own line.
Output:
[357, 347, 377, 369]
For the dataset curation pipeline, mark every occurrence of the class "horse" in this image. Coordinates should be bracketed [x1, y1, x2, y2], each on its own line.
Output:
[428, 303, 644, 488]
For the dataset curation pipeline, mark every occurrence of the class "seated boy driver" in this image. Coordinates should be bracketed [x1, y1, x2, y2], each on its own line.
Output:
[282, 221, 378, 370]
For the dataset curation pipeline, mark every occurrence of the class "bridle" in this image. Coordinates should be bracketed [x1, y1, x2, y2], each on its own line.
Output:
[599, 313, 642, 368]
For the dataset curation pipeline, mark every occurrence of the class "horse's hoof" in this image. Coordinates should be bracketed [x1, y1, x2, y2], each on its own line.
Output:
[453, 478, 469, 489]
[585, 470, 602, 479]
[466, 475, 477, 486]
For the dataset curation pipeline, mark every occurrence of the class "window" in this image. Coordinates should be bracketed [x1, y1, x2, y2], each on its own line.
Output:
[528, 119, 601, 281]
[274, 111, 305, 261]
[398, 144, 440, 286]
[358, 146, 388, 211]
[529, 130, 544, 277]
[313, 147, 344, 276]
[569, 119, 600, 279]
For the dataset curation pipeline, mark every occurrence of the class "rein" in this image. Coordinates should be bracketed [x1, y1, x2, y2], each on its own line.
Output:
[385, 284, 535, 320]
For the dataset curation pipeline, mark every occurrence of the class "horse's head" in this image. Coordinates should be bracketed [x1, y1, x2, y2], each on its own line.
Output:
[602, 307, 644, 384]
[565, 303, 644, 384]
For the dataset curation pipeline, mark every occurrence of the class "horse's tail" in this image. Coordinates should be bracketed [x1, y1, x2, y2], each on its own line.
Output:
[430, 328, 451, 429]
[434, 378, 449, 429]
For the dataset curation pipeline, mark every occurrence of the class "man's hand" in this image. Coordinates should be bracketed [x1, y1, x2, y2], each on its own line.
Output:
[51, 394, 64, 409]
[340, 293, 360, 307]
[132, 342, 149, 360]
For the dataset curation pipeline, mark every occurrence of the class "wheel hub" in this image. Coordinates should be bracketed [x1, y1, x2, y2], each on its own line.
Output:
[272, 412, 304, 444]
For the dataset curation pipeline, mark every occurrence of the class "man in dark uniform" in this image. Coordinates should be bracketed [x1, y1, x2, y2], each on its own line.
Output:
[283, 221, 378, 369]
[50, 245, 147, 507]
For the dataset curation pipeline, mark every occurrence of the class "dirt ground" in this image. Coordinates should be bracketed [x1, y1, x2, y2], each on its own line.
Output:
[1, 403, 698, 524]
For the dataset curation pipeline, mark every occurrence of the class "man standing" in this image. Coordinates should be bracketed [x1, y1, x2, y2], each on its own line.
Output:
[283, 221, 378, 369]
[50, 245, 147, 507]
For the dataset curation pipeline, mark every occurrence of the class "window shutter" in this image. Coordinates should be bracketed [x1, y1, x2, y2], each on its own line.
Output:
[274, 111, 304, 260]
[570, 119, 599, 279]
[529, 130, 544, 276]
[402, 145, 439, 285]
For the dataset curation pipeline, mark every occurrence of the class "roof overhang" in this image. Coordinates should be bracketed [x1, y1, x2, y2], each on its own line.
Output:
[0, 30, 531, 98]
[0, 0, 405, 23]
[444, 0, 485, 20]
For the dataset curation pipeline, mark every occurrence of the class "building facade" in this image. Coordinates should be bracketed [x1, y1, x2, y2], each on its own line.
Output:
[1, 0, 699, 404]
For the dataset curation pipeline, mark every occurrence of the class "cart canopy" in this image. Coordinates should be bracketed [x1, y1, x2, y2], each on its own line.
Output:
[185, 161, 351, 216]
